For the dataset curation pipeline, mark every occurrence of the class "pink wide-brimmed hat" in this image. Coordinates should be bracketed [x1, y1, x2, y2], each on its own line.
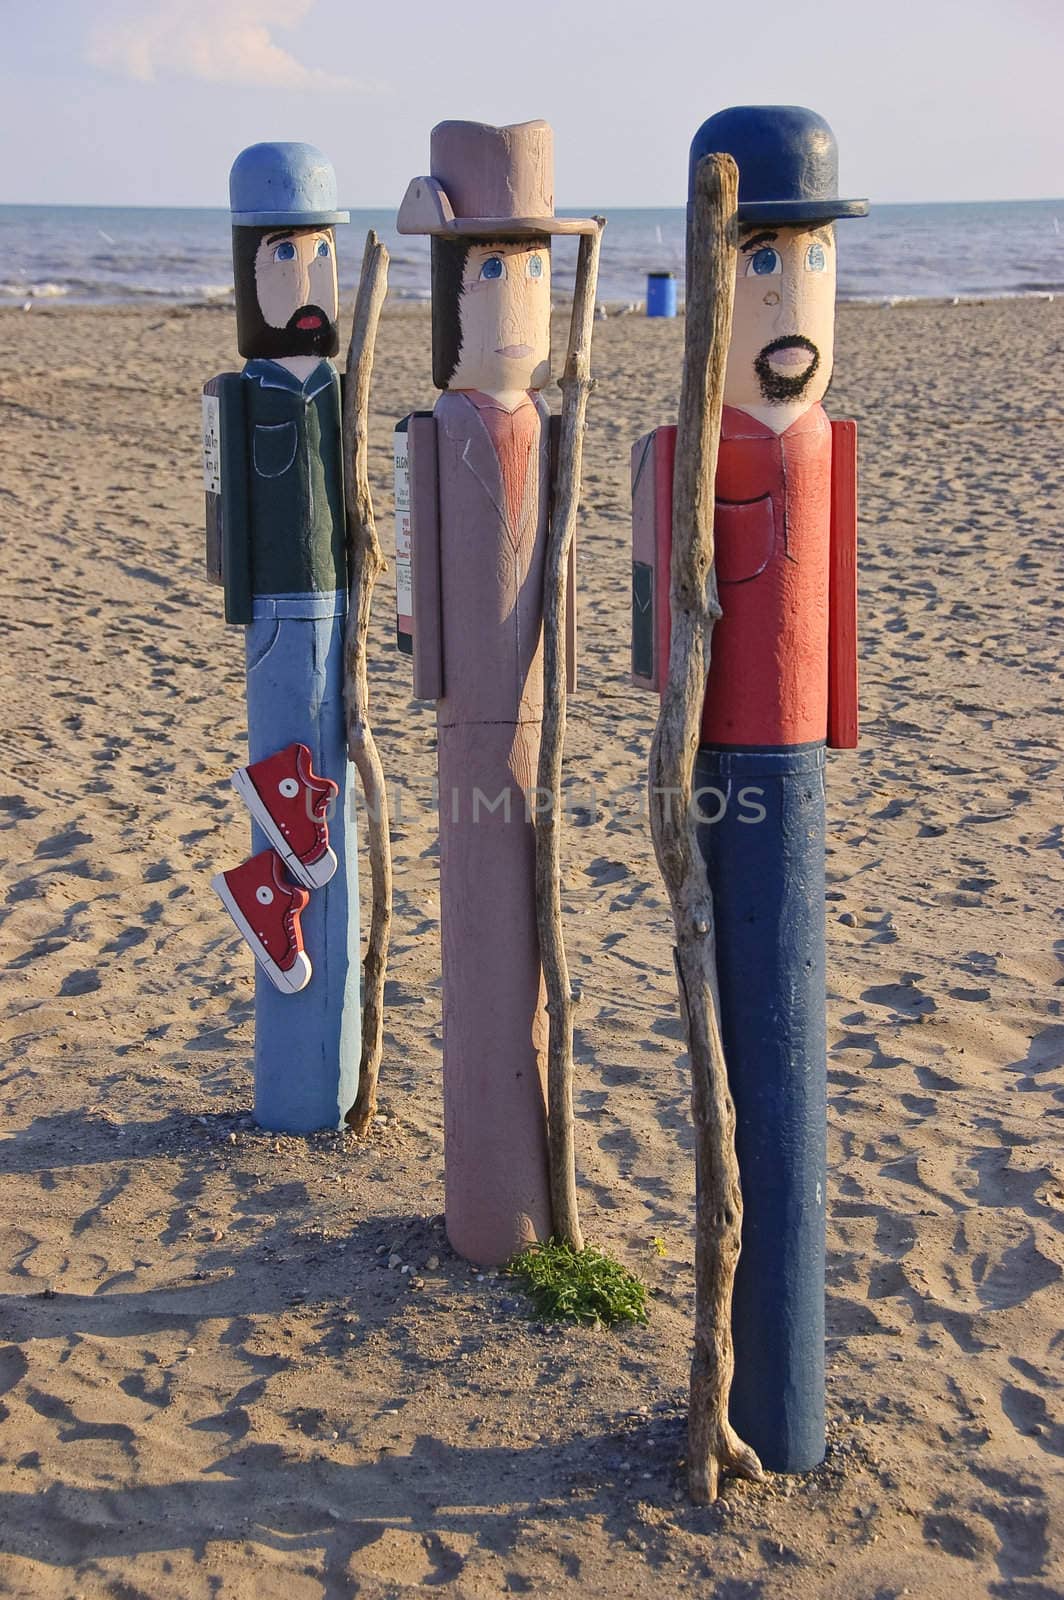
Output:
[397, 119, 598, 238]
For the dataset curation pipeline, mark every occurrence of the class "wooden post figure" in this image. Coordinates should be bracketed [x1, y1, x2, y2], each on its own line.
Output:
[396, 120, 595, 1266]
[203, 142, 361, 1133]
[632, 106, 867, 1473]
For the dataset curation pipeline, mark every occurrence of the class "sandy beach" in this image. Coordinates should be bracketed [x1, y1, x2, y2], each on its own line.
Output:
[0, 293, 1061, 1599]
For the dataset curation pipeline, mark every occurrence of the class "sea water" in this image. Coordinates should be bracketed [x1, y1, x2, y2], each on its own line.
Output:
[1, 199, 1061, 308]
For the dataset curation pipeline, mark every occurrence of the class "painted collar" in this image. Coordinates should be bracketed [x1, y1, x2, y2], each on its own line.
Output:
[243, 358, 336, 400]
[722, 402, 826, 440]
[459, 389, 541, 417]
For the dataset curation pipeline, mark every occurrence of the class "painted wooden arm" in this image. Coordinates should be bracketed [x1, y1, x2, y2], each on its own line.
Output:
[827, 418, 858, 749]
[630, 424, 677, 693]
[393, 417, 414, 655]
[203, 372, 252, 625]
[407, 411, 443, 700]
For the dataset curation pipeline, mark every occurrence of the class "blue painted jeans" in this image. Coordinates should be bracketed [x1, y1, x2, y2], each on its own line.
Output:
[695, 743, 827, 1474]
[245, 590, 360, 1132]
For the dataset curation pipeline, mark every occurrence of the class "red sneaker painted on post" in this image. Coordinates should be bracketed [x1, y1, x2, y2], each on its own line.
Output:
[212, 849, 312, 994]
[231, 742, 339, 890]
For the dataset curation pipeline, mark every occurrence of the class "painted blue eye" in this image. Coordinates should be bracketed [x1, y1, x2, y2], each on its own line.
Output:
[273, 241, 296, 262]
[527, 254, 544, 279]
[316, 238, 331, 259]
[747, 247, 781, 277]
[480, 256, 505, 281]
[806, 242, 827, 272]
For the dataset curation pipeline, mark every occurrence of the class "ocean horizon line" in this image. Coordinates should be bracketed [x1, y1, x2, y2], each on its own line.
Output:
[3, 197, 1061, 308]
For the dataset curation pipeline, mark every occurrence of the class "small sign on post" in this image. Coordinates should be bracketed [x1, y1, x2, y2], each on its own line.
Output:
[202, 394, 221, 495]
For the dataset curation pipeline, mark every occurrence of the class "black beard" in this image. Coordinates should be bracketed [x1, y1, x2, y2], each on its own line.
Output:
[281, 303, 337, 357]
[754, 335, 821, 403]
[245, 303, 338, 360]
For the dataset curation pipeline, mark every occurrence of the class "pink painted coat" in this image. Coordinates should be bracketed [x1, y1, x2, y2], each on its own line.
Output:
[432, 387, 553, 1265]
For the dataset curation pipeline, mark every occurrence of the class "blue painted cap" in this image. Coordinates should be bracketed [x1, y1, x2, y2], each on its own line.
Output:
[229, 142, 349, 228]
[689, 106, 868, 224]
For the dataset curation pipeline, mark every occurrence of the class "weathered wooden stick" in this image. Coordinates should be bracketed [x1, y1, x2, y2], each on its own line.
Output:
[341, 229, 393, 1137]
[647, 154, 763, 1502]
[534, 221, 605, 1253]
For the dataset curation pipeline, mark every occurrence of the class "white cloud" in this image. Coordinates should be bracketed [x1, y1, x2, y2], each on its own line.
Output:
[87, 0, 361, 92]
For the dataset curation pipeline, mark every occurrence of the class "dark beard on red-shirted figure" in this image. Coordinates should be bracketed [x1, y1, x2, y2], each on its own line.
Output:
[754, 335, 821, 403]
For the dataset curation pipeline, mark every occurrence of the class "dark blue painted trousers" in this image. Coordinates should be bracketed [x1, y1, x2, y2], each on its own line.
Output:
[695, 743, 826, 1473]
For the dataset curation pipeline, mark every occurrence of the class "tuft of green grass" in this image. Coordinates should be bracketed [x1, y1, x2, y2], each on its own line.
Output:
[506, 1239, 649, 1328]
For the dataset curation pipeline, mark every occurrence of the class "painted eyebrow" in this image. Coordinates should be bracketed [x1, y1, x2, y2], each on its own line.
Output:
[265, 230, 295, 247]
[739, 230, 778, 253]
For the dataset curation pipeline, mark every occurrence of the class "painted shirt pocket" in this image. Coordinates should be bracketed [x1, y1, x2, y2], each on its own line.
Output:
[714, 494, 777, 584]
[253, 421, 299, 479]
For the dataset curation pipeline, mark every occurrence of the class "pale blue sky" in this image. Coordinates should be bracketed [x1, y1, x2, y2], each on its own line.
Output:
[3, 0, 1061, 208]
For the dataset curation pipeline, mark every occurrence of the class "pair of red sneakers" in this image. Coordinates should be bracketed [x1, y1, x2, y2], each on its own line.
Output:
[212, 743, 338, 994]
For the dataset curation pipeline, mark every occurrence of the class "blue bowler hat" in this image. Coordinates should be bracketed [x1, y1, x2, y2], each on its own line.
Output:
[229, 142, 349, 228]
[689, 106, 868, 224]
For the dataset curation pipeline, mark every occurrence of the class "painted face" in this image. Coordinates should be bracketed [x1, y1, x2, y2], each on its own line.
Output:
[449, 241, 551, 394]
[725, 226, 836, 416]
[253, 227, 339, 356]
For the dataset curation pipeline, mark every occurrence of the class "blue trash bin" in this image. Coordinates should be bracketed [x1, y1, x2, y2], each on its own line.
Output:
[646, 271, 677, 317]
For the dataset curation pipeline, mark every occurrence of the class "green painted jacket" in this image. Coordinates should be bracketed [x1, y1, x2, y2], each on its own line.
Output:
[204, 358, 346, 623]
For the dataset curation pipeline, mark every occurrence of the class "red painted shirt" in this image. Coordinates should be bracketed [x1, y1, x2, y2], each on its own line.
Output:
[466, 390, 542, 536]
[701, 403, 833, 747]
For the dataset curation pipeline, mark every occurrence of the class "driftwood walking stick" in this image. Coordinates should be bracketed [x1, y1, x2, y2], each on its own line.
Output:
[342, 230, 392, 1137]
[647, 154, 763, 1502]
[535, 220, 606, 1252]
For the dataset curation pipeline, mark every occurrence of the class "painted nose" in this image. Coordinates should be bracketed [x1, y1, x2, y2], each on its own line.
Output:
[779, 262, 805, 322]
[296, 252, 313, 303]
